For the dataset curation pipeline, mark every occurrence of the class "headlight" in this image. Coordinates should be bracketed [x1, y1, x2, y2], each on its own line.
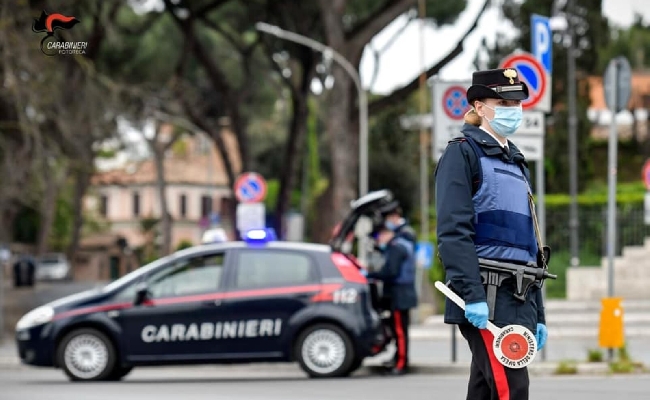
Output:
[16, 306, 54, 331]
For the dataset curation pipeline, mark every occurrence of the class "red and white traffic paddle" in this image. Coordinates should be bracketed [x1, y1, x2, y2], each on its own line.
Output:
[435, 281, 537, 369]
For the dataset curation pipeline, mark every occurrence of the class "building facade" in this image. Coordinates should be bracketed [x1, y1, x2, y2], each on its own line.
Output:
[84, 126, 241, 250]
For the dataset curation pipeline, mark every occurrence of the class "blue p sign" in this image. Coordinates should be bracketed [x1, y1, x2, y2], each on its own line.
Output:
[531, 14, 552, 75]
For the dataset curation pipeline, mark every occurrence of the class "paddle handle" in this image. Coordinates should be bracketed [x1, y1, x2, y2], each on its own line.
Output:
[434, 281, 500, 336]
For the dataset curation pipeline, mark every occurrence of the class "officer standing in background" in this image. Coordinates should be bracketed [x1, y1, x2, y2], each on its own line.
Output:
[380, 202, 417, 245]
[367, 224, 417, 376]
[435, 68, 548, 399]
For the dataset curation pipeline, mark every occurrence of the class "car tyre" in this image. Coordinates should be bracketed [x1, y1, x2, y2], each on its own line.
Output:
[295, 323, 355, 378]
[57, 328, 117, 382]
[107, 366, 133, 381]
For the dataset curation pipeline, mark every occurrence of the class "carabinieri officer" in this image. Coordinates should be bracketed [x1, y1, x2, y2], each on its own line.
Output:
[435, 68, 548, 400]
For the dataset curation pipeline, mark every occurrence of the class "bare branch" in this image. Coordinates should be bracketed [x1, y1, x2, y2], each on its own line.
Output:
[346, 0, 416, 54]
[368, 0, 490, 115]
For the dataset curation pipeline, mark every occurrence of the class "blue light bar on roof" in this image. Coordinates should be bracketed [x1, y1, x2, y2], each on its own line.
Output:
[243, 228, 277, 244]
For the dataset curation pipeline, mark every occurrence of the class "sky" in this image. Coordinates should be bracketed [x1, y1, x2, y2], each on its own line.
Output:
[360, 0, 650, 95]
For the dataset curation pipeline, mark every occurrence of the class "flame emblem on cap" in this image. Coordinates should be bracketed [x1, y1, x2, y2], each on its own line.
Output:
[503, 69, 517, 84]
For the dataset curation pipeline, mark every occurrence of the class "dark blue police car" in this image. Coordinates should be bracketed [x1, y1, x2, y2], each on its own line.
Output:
[15, 191, 395, 381]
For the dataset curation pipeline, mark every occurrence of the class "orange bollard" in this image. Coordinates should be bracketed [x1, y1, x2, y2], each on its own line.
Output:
[598, 297, 625, 349]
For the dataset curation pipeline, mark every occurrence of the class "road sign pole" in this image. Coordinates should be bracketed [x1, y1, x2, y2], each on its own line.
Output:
[566, 6, 580, 269]
[605, 60, 619, 363]
[536, 139, 547, 361]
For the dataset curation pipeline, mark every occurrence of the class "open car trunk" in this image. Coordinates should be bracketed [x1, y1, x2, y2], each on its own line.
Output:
[329, 189, 395, 312]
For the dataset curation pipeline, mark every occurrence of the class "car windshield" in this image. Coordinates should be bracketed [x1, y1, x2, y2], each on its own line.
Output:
[101, 254, 175, 293]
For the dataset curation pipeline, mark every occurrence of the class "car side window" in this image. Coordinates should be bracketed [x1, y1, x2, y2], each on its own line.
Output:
[234, 251, 317, 289]
[146, 253, 225, 298]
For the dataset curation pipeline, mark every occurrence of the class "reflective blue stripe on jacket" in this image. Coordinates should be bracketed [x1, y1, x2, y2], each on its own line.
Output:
[464, 137, 538, 263]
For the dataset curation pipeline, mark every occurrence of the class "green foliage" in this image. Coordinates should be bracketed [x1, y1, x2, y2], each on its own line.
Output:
[176, 240, 194, 251]
[608, 343, 645, 373]
[587, 348, 604, 363]
[344, 0, 467, 28]
[368, 99, 419, 217]
[49, 185, 74, 251]
[140, 217, 160, 233]
[12, 206, 40, 244]
[555, 360, 578, 375]
[262, 179, 302, 212]
[598, 16, 650, 72]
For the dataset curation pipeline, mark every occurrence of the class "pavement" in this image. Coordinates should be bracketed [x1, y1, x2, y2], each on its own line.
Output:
[2, 366, 650, 400]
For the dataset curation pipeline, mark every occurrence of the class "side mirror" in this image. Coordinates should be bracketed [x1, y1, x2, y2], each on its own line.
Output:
[134, 282, 150, 306]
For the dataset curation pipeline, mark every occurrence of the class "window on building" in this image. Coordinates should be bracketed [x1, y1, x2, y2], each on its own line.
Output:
[133, 192, 140, 217]
[179, 194, 187, 218]
[233, 251, 318, 289]
[99, 195, 108, 217]
[201, 195, 212, 217]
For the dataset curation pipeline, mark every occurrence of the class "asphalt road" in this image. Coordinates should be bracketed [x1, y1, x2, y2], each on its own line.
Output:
[1, 366, 649, 400]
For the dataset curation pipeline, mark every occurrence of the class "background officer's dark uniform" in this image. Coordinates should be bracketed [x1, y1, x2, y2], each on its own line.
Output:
[367, 233, 417, 373]
[435, 125, 546, 399]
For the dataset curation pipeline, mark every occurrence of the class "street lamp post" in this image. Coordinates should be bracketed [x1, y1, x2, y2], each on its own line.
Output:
[255, 22, 369, 199]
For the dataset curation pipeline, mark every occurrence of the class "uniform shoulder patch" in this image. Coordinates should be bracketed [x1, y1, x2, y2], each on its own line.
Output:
[447, 137, 467, 145]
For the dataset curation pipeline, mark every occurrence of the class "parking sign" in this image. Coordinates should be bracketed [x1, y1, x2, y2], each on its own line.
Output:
[530, 14, 553, 112]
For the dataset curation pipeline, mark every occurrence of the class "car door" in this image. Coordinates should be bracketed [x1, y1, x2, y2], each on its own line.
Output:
[217, 248, 321, 358]
[115, 249, 230, 363]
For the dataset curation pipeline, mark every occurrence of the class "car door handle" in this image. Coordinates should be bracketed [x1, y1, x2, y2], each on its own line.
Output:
[203, 299, 222, 307]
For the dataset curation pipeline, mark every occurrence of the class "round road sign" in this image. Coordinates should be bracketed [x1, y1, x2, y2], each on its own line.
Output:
[442, 86, 471, 120]
[500, 53, 547, 110]
[234, 172, 267, 203]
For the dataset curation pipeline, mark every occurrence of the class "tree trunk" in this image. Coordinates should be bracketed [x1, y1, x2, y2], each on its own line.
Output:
[153, 144, 172, 255]
[36, 167, 61, 255]
[0, 202, 17, 244]
[326, 65, 358, 223]
[66, 165, 91, 261]
[275, 88, 310, 238]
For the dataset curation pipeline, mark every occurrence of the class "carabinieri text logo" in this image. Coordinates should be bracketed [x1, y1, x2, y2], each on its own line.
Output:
[31, 10, 87, 56]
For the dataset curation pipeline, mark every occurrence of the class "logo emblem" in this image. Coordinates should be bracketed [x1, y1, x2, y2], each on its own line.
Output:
[503, 69, 518, 84]
[32, 11, 85, 56]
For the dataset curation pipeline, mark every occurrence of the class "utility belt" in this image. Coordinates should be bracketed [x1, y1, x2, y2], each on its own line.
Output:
[478, 256, 557, 320]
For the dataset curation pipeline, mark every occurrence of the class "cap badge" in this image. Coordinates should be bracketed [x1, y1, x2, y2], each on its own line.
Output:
[503, 69, 517, 84]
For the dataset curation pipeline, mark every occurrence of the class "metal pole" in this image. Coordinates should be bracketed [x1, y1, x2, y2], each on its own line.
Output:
[418, 0, 429, 243]
[411, 0, 429, 324]
[567, 0, 580, 268]
[0, 259, 4, 342]
[606, 60, 619, 361]
[536, 157, 547, 360]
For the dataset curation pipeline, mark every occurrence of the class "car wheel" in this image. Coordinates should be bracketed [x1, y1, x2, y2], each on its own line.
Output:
[107, 366, 133, 381]
[296, 323, 355, 378]
[57, 328, 116, 381]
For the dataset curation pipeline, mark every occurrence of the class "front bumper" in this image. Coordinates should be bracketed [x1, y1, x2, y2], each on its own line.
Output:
[15, 324, 56, 367]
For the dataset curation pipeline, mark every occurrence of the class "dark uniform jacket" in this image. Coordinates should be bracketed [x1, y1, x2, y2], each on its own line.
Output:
[434, 124, 545, 333]
[367, 234, 418, 311]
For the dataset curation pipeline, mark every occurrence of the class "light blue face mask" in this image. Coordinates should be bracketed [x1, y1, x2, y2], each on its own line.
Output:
[482, 103, 523, 137]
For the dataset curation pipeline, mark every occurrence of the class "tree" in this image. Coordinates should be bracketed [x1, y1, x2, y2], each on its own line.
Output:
[478, 0, 611, 193]
[314, 0, 488, 241]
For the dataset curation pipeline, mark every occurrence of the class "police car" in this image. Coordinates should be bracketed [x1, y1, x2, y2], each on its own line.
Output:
[15, 190, 396, 381]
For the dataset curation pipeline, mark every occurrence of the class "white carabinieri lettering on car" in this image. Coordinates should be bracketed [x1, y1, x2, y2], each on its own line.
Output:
[141, 318, 283, 343]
